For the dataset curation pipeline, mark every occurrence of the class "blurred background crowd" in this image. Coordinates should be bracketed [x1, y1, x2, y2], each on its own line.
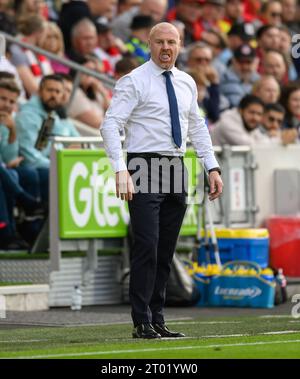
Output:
[0, 0, 300, 250]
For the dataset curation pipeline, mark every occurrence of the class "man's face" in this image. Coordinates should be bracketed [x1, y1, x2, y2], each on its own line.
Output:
[73, 28, 97, 55]
[282, 0, 296, 22]
[188, 47, 213, 69]
[233, 57, 256, 81]
[201, 31, 221, 56]
[264, 1, 282, 26]
[149, 24, 180, 70]
[263, 110, 284, 131]
[241, 103, 264, 130]
[259, 27, 280, 50]
[142, 0, 167, 22]
[176, 1, 202, 23]
[256, 79, 280, 104]
[202, 3, 225, 23]
[0, 88, 18, 114]
[39, 80, 64, 111]
[263, 52, 286, 82]
[98, 30, 115, 50]
[225, 0, 243, 20]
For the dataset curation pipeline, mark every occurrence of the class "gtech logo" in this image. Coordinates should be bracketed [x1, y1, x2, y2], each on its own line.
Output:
[68, 161, 129, 228]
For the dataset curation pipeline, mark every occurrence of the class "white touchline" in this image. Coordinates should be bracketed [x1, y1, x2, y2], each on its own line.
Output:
[0, 339, 50, 344]
[4, 338, 300, 359]
[168, 321, 242, 325]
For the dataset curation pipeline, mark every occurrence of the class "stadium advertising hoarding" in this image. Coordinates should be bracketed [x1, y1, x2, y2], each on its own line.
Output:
[57, 149, 202, 239]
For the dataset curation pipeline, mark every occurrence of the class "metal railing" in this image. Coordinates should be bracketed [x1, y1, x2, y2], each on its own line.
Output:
[0, 31, 116, 91]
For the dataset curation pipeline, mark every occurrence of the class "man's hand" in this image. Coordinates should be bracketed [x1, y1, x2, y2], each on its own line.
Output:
[208, 171, 223, 201]
[0, 112, 17, 144]
[281, 129, 298, 145]
[0, 112, 15, 130]
[116, 170, 135, 201]
[6, 156, 24, 168]
[203, 66, 219, 85]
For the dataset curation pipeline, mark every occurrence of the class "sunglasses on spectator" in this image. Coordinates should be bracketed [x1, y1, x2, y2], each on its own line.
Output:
[270, 12, 282, 17]
[268, 116, 284, 124]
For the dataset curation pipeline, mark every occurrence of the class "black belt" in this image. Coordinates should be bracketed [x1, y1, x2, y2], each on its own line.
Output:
[127, 152, 183, 161]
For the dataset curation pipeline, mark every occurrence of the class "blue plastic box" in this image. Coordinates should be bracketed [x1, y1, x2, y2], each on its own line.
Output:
[198, 229, 269, 268]
[208, 275, 275, 308]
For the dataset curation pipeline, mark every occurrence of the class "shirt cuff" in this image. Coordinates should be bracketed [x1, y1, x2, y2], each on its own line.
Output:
[112, 158, 127, 173]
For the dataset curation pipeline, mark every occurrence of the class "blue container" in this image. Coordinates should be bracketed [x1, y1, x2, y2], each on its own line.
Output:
[198, 229, 269, 267]
[208, 276, 275, 308]
[194, 274, 210, 306]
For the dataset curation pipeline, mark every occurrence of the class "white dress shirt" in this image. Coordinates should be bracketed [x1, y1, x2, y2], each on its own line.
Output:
[100, 59, 220, 172]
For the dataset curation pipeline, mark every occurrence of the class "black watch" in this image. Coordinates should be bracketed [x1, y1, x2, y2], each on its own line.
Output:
[208, 167, 221, 175]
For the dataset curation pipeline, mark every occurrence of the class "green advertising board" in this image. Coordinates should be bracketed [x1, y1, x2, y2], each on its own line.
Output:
[57, 149, 203, 239]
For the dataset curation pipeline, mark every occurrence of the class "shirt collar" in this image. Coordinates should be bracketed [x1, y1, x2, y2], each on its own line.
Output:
[148, 59, 177, 77]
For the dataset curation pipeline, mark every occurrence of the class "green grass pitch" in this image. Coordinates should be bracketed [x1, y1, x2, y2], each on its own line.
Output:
[0, 315, 300, 359]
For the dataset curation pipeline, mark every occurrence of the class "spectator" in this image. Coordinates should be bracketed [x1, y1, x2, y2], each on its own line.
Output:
[187, 67, 220, 123]
[279, 82, 300, 143]
[224, 0, 245, 26]
[13, 0, 49, 20]
[94, 19, 126, 76]
[261, 50, 288, 85]
[126, 15, 154, 64]
[68, 57, 111, 128]
[281, 0, 300, 34]
[10, 14, 53, 96]
[260, 102, 285, 143]
[256, 25, 281, 72]
[58, 0, 117, 52]
[278, 25, 298, 80]
[260, 1, 283, 26]
[200, 29, 227, 76]
[68, 18, 98, 63]
[16, 74, 78, 171]
[220, 44, 260, 108]
[55, 74, 80, 137]
[0, 0, 12, 14]
[112, 0, 167, 42]
[186, 43, 221, 121]
[37, 21, 70, 74]
[210, 94, 267, 146]
[252, 75, 281, 104]
[114, 56, 139, 80]
[198, 0, 226, 34]
[219, 22, 255, 65]
[0, 78, 43, 249]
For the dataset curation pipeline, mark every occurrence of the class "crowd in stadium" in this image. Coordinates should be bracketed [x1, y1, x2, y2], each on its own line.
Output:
[0, 0, 300, 250]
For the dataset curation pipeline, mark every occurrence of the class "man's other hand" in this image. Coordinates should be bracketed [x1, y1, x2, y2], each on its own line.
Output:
[116, 170, 135, 201]
[208, 171, 223, 201]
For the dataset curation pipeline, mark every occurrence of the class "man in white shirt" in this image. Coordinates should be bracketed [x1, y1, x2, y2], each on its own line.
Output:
[101, 22, 223, 339]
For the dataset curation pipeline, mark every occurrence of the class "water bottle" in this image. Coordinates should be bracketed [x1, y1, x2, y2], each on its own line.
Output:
[275, 268, 288, 304]
[71, 285, 82, 311]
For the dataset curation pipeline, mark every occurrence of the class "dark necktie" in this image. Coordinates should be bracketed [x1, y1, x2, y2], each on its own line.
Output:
[162, 71, 182, 148]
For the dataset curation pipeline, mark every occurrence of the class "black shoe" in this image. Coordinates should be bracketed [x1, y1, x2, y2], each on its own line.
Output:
[132, 323, 161, 339]
[153, 323, 185, 338]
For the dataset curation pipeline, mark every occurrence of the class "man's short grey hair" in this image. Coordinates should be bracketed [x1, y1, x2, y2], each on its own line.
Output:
[187, 42, 213, 59]
[71, 18, 97, 39]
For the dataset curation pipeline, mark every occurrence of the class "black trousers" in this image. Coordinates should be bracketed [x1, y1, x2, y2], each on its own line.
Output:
[127, 153, 187, 326]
